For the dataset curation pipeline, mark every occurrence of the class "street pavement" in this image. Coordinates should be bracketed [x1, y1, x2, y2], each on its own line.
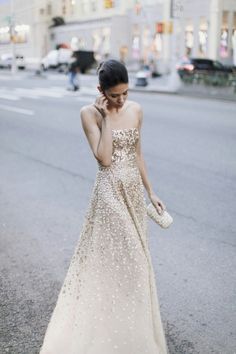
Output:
[0, 70, 236, 354]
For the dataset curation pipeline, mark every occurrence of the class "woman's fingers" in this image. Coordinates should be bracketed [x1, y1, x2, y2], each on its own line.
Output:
[150, 194, 166, 215]
[155, 203, 163, 215]
[94, 105, 104, 116]
[94, 93, 110, 118]
[154, 200, 165, 215]
[97, 95, 108, 108]
[159, 200, 166, 211]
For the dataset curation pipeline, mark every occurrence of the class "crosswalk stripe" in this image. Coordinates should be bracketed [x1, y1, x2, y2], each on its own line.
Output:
[76, 96, 94, 103]
[0, 91, 19, 100]
[15, 88, 40, 99]
[0, 74, 21, 81]
[31, 88, 63, 98]
[80, 87, 97, 95]
[0, 103, 34, 115]
[0, 85, 97, 101]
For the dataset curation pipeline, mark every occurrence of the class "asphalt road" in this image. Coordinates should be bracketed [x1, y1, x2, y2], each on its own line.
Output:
[0, 71, 236, 354]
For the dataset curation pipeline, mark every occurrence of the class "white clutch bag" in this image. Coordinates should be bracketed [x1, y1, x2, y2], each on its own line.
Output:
[146, 203, 173, 229]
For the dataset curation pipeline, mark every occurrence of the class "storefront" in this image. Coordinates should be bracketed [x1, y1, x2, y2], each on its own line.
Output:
[219, 8, 236, 65]
[179, 0, 236, 65]
[49, 2, 170, 70]
[50, 17, 115, 62]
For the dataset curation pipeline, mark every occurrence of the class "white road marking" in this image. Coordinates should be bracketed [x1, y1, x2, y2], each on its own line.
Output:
[31, 88, 63, 98]
[14, 88, 40, 99]
[46, 74, 67, 81]
[76, 96, 94, 102]
[0, 103, 34, 115]
[80, 87, 97, 95]
[48, 86, 80, 95]
[0, 85, 97, 101]
[50, 86, 97, 96]
[0, 74, 21, 81]
[0, 90, 19, 100]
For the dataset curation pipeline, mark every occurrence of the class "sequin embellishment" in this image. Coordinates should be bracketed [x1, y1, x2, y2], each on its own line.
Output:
[39, 128, 169, 354]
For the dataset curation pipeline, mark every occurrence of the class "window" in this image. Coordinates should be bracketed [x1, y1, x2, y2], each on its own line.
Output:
[81, 0, 90, 14]
[185, 21, 193, 56]
[232, 13, 236, 65]
[198, 17, 208, 57]
[47, 3, 52, 15]
[91, 0, 97, 11]
[102, 27, 111, 55]
[220, 11, 229, 58]
[104, 0, 114, 9]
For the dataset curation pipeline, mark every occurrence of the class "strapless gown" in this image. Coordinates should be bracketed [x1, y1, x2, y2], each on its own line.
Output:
[39, 127, 169, 354]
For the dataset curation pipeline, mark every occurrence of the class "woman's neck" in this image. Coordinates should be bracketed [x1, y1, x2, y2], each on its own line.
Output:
[107, 101, 128, 115]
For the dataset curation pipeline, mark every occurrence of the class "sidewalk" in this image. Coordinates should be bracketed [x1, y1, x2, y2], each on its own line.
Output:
[86, 69, 236, 102]
[129, 73, 236, 102]
[1, 68, 236, 102]
[84, 67, 236, 101]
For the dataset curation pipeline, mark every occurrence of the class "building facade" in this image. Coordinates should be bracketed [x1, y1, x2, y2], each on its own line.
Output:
[178, 0, 236, 66]
[0, 0, 236, 71]
[0, 0, 53, 60]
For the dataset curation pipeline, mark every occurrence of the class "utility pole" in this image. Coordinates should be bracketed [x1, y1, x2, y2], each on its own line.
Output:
[167, 0, 184, 91]
[170, 0, 184, 62]
[208, 0, 220, 60]
[10, 0, 17, 75]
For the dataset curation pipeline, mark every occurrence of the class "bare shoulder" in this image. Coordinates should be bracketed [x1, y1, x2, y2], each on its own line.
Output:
[80, 104, 100, 131]
[127, 100, 143, 123]
[80, 104, 98, 119]
[127, 100, 143, 127]
[127, 100, 142, 112]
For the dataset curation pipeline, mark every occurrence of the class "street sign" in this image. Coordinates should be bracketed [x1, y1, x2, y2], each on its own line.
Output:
[103, 0, 114, 9]
[170, 0, 184, 19]
[2, 15, 11, 24]
[156, 22, 173, 34]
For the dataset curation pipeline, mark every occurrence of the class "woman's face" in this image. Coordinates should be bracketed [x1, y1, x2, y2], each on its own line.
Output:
[99, 83, 129, 109]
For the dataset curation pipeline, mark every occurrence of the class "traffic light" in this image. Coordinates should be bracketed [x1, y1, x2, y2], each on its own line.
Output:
[104, 0, 114, 8]
[156, 22, 164, 33]
[156, 22, 173, 34]
[134, 1, 141, 15]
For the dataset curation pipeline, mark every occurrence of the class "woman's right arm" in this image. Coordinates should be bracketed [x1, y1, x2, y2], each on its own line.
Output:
[80, 103, 113, 167]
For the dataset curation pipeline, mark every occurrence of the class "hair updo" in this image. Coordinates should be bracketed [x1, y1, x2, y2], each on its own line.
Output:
[97, 59, 129, 91]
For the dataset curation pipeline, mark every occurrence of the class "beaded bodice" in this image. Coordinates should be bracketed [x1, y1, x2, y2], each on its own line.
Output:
[39, 124, 169, 354]
[98, 128, 139, 170]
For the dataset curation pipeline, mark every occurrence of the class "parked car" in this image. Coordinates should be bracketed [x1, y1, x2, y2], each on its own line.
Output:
[0, 53, 25, 70]
[176, 58, 233, 77]
[41, 48, 73, 70]
[139, 64, 152, 78]
[41, 48, 95, 74]
[41, 48, 96, 74]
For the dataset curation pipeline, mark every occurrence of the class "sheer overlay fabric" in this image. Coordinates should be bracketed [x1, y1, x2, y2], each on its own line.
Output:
[39, 128, 169, 354]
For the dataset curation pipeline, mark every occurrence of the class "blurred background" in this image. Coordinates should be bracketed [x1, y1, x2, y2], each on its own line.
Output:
[0, 1, 236, 354]
[0, 0, 236, 73]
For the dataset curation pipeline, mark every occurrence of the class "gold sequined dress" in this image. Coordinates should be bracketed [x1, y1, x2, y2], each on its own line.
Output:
[39, 127, 169, 354]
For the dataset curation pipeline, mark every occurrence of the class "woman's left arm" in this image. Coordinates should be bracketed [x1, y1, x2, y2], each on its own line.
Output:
[135, 103, 166, 215]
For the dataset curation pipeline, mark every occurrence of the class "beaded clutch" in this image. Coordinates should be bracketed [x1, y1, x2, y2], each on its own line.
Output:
[146, 203, 173, 229]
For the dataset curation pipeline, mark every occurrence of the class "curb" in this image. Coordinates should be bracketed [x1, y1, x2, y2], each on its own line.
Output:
[129, 86, 178, 95]
[178, 91, 236, 103]
[128, 86, 236, 102]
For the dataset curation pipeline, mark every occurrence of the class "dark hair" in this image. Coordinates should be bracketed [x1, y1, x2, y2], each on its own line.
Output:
[97, 59, 129, 91]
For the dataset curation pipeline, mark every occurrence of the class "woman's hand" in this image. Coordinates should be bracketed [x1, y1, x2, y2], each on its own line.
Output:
[149, 193, 166, 215]
[94, 93, 109, 119]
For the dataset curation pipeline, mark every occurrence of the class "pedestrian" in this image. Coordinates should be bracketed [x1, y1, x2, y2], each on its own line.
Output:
[39, 59, 169, 354]
[67, 52, 79, 91]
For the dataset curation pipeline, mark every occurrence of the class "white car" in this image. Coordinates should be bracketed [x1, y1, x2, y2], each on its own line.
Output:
[0, 53, 26, 69]
[41, 48, 72, 70]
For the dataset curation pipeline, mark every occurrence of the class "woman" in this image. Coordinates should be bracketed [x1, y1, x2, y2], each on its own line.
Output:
[39, 59, 169, 354]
